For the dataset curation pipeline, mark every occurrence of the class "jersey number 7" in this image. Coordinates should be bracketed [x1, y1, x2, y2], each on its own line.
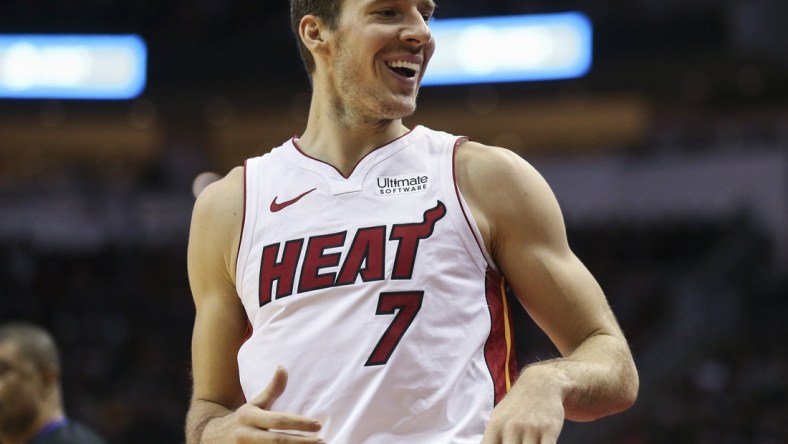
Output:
[364, 291, 424, 366]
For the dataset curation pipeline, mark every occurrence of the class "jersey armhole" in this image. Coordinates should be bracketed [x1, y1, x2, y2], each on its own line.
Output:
[447, 137, 500, 274]
[235, 158, 251, 298]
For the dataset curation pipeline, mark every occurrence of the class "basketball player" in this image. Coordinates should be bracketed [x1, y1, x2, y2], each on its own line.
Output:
[0, 322, 106, 444]
[185, 0, 639, 442]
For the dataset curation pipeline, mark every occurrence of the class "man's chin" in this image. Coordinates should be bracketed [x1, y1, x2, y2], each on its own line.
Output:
[386, 96, 419, 119]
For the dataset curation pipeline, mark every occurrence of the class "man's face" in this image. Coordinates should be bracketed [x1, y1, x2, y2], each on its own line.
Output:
[325, 0, 436, 123]
[0, 341, 41, 436]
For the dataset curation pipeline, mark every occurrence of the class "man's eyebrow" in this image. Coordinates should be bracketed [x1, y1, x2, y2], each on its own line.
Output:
[367, 0, 437, 10]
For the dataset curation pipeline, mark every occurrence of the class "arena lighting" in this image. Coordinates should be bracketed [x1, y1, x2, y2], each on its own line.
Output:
[0, 34, 147, 99]
[422, 12, 592, 86]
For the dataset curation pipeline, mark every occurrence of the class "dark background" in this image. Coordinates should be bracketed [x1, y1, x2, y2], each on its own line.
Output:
[1, 1, 787, 443]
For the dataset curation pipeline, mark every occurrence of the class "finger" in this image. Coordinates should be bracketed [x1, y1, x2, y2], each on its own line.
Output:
[235, 402, 322, 434]
[243, 367, 322, 433]
[237, 427, 325, 443]
[539, 429, 559, 444]
[263, 431, 325, 443]
[520, 429, 556, 444]
[260, 411, 323, 433]
[499, 424, 541, 444]
[479, 428, 500, 444]
[251, 366, 289, 410]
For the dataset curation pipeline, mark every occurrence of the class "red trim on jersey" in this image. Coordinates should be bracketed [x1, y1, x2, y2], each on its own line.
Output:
[239, 160, 253, 341]
[290, 127, 417, 179]
[483, 268, 518, 405]
[237, 159, 249, 278]
[241, 318, 254, 403]
[452, 138, 519, 402]
[243, 318, 254, 342]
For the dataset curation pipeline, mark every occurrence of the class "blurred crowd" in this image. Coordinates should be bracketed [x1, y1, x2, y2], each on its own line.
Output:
[559, 219, 788, 443]
[1, 242, 192, 442]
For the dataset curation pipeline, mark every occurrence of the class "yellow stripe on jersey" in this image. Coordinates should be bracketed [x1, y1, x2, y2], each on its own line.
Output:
[500, 277, 513, 391]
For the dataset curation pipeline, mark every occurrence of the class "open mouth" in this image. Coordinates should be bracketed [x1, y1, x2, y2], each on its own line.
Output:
[386, 60, 419, 79]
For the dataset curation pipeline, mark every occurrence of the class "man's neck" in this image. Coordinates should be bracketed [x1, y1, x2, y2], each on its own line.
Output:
[7, 404, 65, 444]
[1, 413, 63, 444]
[296, 82, 417, 176]
[298, 115, 410, 177]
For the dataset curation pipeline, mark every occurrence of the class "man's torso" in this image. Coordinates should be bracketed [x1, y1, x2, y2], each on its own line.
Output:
[234, 126, 517, 443]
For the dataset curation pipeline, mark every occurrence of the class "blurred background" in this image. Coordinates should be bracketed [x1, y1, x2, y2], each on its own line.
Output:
[1, 0, 787, 443]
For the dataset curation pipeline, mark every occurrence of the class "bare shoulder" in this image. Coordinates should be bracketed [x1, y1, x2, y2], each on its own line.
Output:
[192, 166, 244, 224]
[188, 166, 245, 289]
[454, 140, 567, 259]
[455, 140, 559, 217]
[454, 140, 548, 204]
[191, 167, 245, 245]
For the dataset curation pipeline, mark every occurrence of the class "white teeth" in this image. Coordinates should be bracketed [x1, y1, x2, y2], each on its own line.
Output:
[387, 60, 420, 72]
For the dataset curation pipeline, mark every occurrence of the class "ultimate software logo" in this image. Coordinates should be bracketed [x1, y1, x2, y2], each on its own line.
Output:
[376, 175, 430, 195]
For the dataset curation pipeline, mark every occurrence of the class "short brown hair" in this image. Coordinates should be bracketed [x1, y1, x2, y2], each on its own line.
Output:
[290, 0, 344, 74]
[0, 322, 60, 374]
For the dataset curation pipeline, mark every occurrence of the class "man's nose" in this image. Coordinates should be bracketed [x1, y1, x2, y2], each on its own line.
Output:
[400, 11, 432, 47]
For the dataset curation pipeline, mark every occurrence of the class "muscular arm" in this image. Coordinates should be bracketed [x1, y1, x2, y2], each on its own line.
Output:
[185, 166, 248, 443]
[184, 167, 323, 444]
[456, 142, 638, 441]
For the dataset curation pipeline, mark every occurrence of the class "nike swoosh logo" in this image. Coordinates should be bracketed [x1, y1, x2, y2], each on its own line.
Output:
[270, 188, 317, 213]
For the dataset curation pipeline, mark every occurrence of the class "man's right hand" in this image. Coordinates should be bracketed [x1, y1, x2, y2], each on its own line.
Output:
[201, 367, 324, 443]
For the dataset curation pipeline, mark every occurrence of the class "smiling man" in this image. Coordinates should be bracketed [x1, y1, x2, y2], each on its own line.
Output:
[184, 1, 638, 443]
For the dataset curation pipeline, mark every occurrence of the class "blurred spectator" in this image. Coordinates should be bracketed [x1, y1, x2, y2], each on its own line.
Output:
[0, 322, 106, 444]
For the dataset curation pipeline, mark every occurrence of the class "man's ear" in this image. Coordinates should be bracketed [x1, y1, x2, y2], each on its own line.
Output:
[299, 15, 330, 56]
[40, 367, 59, 390]
[32, 366, 60, 399]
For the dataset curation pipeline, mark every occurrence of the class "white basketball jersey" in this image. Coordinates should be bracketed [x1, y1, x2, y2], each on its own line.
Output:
[235, 126, 517, 443]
